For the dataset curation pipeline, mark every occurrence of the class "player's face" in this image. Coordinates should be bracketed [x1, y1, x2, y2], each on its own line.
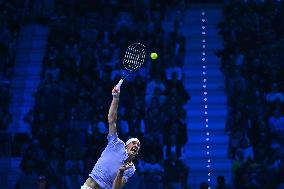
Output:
[126, 141, 140, 156]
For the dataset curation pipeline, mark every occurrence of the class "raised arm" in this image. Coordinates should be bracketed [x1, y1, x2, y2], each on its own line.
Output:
[108, 87, 120, 135]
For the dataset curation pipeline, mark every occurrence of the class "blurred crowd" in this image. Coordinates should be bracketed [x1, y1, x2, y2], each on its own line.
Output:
[8, 1, 190, 189]
[218, 0, 284, 189]
[0, 0, 21, 131]
[4, 0, 284, 189]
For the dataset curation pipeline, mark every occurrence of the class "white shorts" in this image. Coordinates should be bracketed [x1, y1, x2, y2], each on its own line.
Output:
[81, 183, 92, 189]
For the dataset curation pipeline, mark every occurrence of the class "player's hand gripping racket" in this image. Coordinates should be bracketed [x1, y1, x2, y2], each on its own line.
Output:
[115, 43, 146, 90]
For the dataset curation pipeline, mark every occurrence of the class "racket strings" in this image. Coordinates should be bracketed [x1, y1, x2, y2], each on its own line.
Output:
[123, 43, 146, 72]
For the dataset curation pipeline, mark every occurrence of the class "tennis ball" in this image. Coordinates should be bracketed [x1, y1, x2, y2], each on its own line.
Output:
[150, 52, 158, 60]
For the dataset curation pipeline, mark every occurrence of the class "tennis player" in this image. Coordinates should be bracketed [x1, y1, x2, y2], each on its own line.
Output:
[81, 86, 141, 189]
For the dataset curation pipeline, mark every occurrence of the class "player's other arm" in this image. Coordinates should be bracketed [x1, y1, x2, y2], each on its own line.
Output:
[112, 163, 130, 189]
[108, 87, 120, 135]
[112, 171, 126, 189]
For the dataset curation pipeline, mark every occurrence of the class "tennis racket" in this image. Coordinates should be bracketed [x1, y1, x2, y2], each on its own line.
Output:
[115, 43, 146, 89]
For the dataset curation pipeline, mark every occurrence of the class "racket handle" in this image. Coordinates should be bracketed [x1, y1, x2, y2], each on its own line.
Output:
[116, 79, 124, 89]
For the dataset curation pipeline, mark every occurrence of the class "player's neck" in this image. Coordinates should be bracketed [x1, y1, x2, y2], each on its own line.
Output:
[125, 156, 133, 164]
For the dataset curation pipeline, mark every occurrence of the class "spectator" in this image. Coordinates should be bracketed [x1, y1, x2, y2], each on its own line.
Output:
[137, 154, 164, 188]
[219, 1, 284, 188]
[200, 182, 209, 189]
[163, 135, 181, 160]
[216, 175, 235, 189]
[266, 83, 284, 103]
[164, 153, 189, 189]
[145, 74, 166, 106]
[268, 107, 284, 155]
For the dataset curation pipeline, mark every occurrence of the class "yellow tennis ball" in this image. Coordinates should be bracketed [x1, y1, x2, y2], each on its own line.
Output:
[150, 52, 158, 60]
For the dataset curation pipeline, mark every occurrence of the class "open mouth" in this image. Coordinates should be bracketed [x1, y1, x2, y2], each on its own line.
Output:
[131, 147, 137, 153]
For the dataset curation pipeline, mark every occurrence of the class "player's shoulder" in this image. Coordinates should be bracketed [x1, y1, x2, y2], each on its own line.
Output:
[107, 134, 125, 147]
